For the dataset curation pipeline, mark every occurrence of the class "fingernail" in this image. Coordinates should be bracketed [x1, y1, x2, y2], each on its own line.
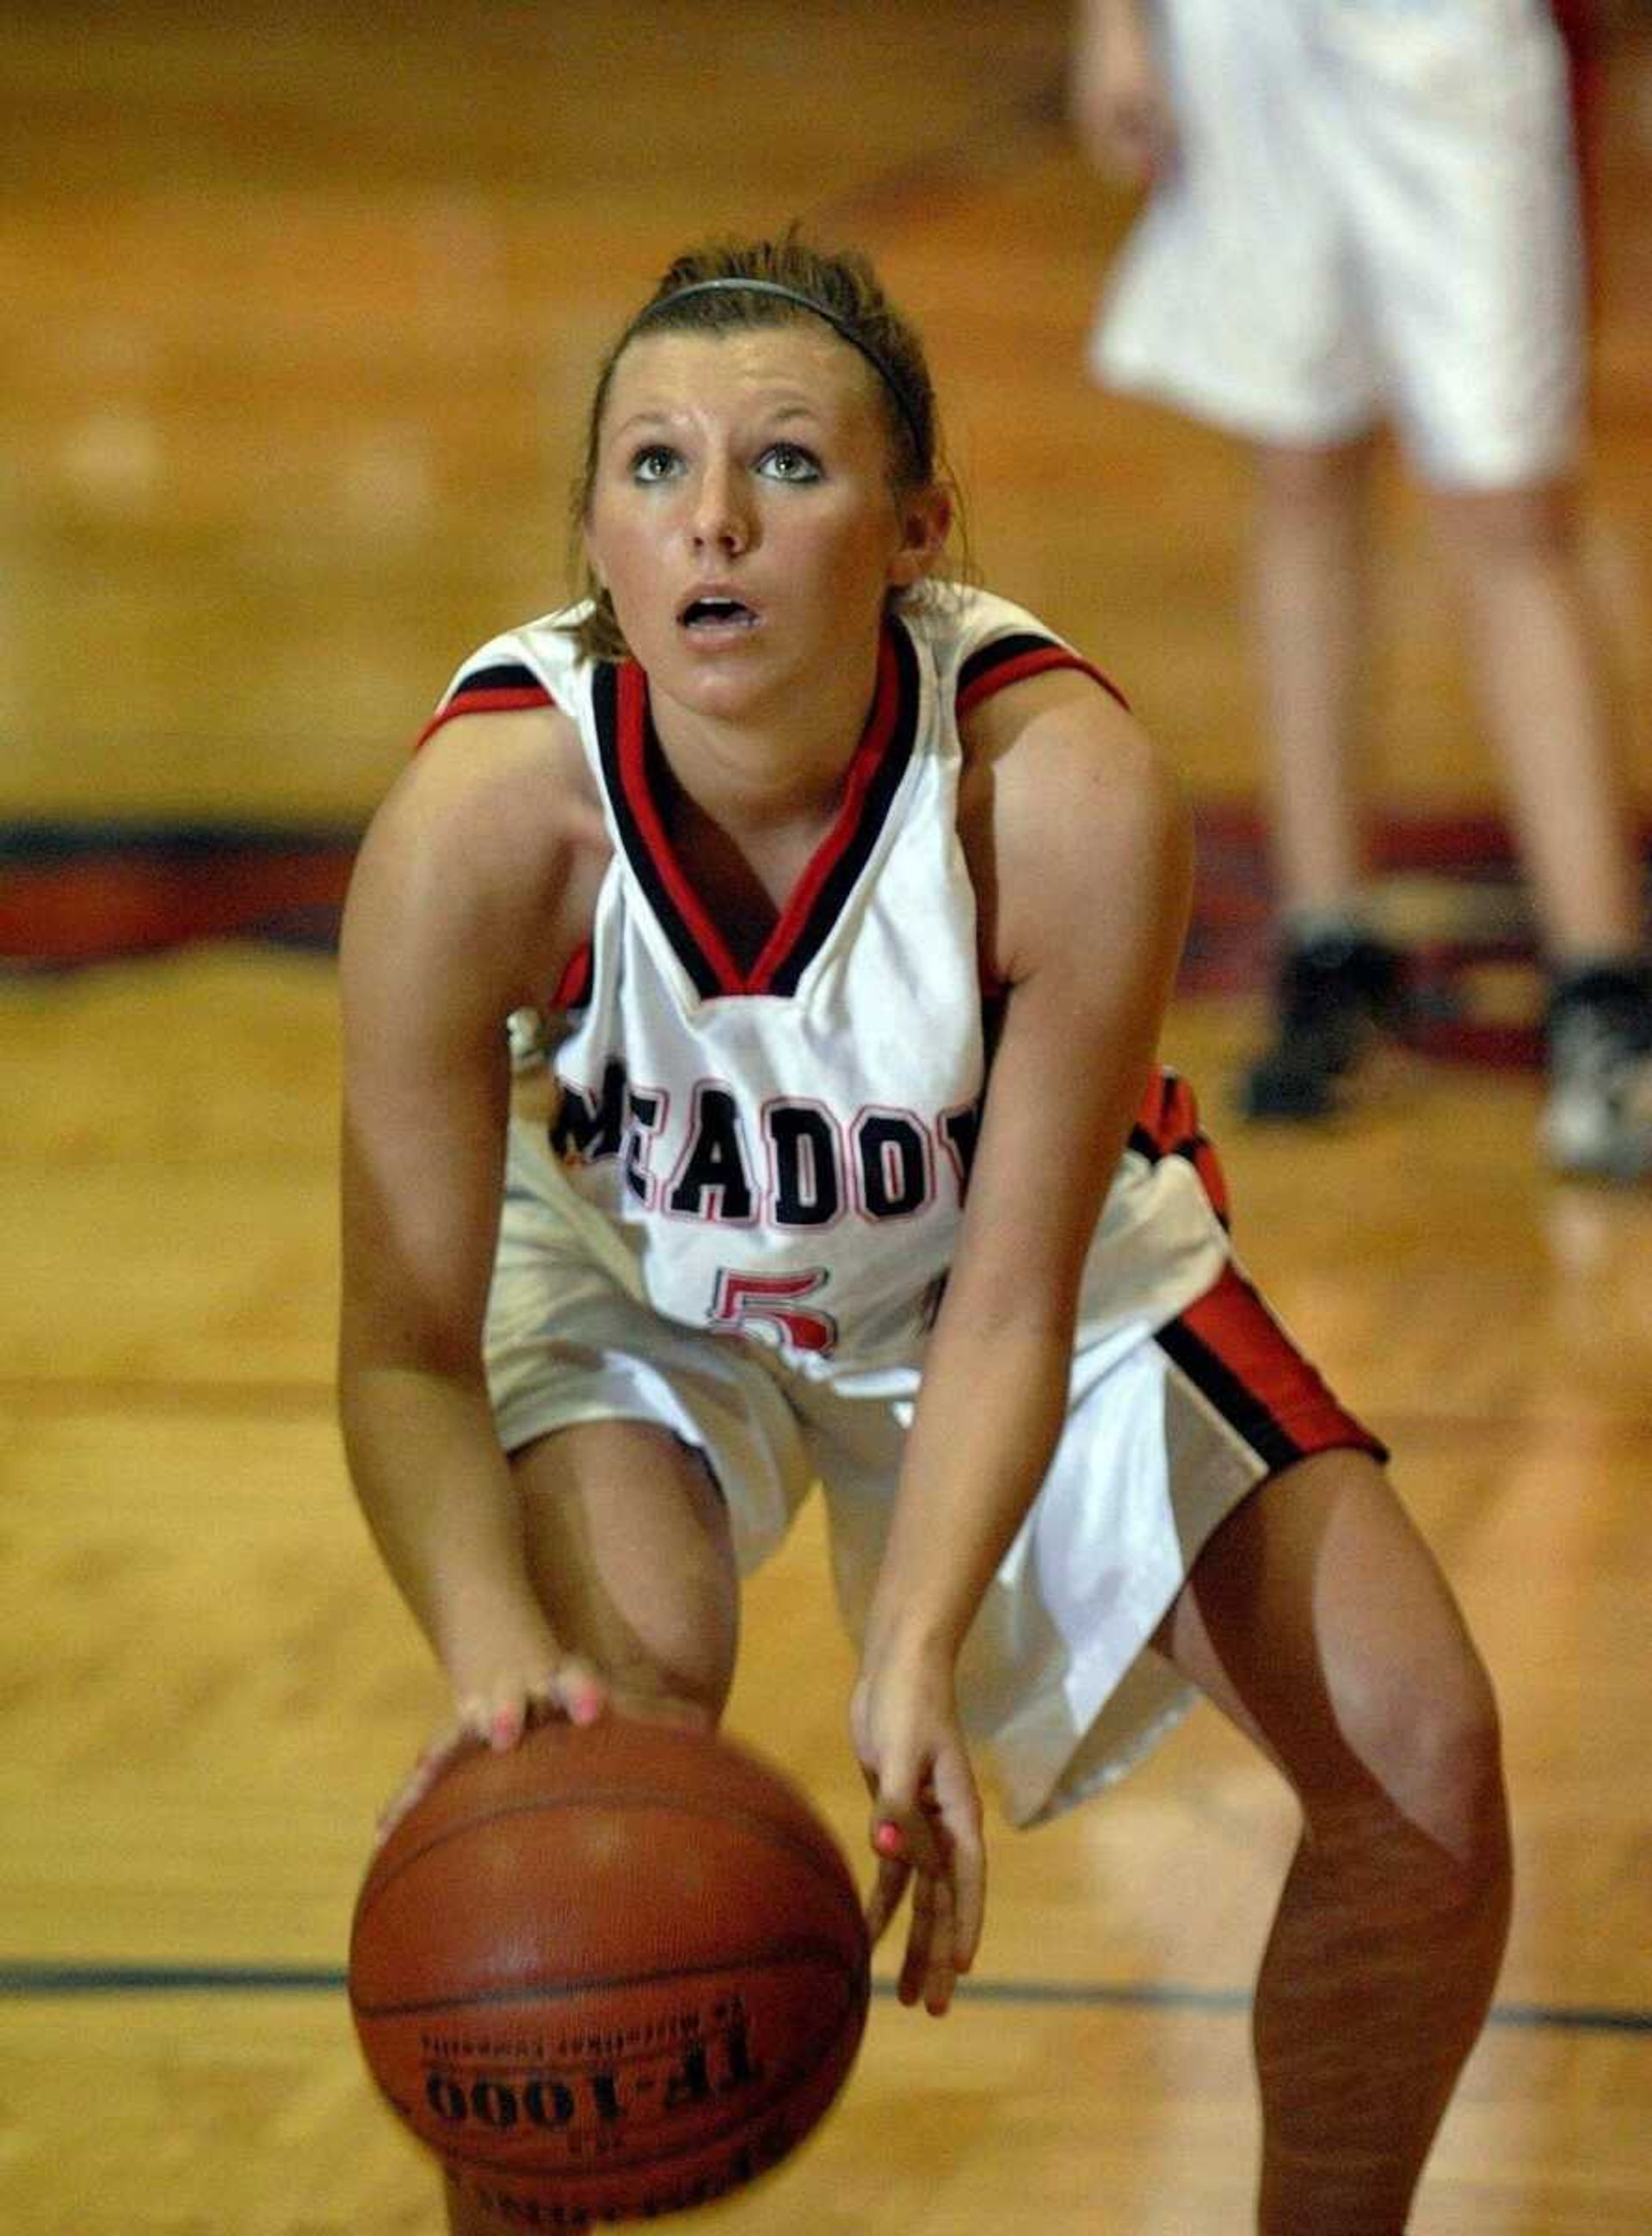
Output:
[490, 1711, 518, 1749]
[874, 1822, 905, 1859]
[570, 1690, 602, 1727]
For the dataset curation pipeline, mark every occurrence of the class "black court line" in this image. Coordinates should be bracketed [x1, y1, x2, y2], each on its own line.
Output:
[2, 1961, 1648, 2036]
[3, 1381, 1650, 1452]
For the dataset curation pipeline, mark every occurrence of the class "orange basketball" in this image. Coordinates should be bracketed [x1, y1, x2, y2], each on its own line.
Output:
[348, 1715, 871, 2228]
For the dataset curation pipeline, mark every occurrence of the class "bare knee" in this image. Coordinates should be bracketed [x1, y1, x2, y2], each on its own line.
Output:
[1253, 435, 1378, 521]
[1312, 1639, 1511, 1894]
[569, 1607, 731, 1733]
[515, 1420, 740, 1728]
[1429, 477, 1581, 573]
[1166, 1452, 1511, 1892]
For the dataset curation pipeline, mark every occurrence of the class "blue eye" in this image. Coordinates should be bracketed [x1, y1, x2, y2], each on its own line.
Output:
[759, 443, 823, 483]
[630, 446, 680, 483]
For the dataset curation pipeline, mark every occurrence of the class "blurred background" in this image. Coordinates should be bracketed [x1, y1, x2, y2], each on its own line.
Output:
[5, 3, 1643, 833]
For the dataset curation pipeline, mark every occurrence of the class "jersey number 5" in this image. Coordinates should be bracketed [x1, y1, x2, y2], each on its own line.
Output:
[709, 1268, 837, 1356]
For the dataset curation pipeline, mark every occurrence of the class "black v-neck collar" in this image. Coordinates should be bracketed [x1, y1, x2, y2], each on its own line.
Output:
[592, 620, 922, 999]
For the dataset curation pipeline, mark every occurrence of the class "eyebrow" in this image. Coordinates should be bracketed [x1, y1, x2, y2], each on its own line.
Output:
[608, 399, 833, 443]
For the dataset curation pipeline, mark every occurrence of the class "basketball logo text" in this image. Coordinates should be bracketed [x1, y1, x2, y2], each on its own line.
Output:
[419, 1996, 762, 2164]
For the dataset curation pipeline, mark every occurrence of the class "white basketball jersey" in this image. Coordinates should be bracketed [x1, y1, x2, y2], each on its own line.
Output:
[427, 588, 1230, 1390]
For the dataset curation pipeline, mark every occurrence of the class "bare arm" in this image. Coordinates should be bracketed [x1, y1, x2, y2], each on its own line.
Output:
[853, 668, 1194, 2009]
[337, 712, 609, 1800]
[1069, 0, 1176, 184]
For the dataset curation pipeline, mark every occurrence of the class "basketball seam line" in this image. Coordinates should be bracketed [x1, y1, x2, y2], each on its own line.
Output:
[357, 1788, 866, 1943]
[349, 1938, 868, 2023]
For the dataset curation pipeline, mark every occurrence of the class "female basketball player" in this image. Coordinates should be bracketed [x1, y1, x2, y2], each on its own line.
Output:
[337, 232, 1512, 2232]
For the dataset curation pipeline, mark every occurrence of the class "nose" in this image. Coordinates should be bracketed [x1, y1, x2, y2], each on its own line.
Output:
[688, 456, 754, 555]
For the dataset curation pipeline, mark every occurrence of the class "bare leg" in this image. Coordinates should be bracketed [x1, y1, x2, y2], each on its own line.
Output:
[1429, 478, 1643, 962]
[442, 1419, 741, 2233]
[515, 1417, 739, 1725]
[1155, 1450, 1513, 2233]
[1236, 440, 1405, 1116]
[1250, 436, 1381, 917]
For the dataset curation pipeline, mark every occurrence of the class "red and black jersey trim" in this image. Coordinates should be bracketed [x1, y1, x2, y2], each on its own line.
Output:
[592, 620, 921, 1000]
[956, 632, 1128, 718]
[416, 660, 557, 750]
[1155, 1264, 1389, 1477]
[1129, 1067, 1230, 1228]
[551, 940, 593, 1012]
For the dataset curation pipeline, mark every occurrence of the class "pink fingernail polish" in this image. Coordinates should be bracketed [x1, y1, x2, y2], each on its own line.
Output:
[874, 1822, 905, 1859]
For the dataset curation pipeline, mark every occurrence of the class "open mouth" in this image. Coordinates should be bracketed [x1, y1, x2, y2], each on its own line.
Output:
[679, 595, 759, 632]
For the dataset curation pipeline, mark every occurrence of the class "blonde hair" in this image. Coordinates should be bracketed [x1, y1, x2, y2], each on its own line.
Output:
[564, 229, 962, 663]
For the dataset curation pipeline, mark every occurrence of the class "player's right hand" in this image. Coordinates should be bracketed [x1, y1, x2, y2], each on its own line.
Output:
[373, 1647, 608, 1848]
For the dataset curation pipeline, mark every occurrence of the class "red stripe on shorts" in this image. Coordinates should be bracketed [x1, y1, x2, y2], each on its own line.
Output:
[1155, 1263, 1386, 1476]
[1131, 1067, 1231, 1227]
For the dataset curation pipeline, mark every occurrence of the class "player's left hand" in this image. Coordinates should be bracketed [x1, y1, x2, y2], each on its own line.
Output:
[850, 1652, 985, 2016]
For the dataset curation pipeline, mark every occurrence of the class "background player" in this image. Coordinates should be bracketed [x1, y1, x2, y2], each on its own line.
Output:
[1072, 0, 1652, 1175]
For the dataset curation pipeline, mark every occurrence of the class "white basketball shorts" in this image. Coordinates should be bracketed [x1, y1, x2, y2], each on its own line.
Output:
[484, 1115, 1384, 1828]
[1090, 0, 1586, 486]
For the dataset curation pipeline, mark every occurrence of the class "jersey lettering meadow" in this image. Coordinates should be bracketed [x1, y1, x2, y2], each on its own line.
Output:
[552, 1057, 982, 1228]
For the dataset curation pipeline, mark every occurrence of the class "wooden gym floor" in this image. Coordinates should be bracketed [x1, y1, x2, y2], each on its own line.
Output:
[2, 7, 1649, 2231]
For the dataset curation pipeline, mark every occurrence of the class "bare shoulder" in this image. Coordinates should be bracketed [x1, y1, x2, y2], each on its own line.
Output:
[343, 704, 609, 1017]
[958, 667, 1192, 987]
[366, 703, 602, 872]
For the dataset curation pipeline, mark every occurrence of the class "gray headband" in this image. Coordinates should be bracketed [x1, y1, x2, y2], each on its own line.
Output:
[624, 277, 928, 463]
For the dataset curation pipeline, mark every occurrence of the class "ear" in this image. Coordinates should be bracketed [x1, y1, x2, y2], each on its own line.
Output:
[886, 483, 953, 590]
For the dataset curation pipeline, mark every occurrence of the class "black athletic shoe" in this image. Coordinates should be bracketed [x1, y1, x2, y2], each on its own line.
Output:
[1236, 929, 1407, 1121]
[1540, 963, 1652, 1181]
